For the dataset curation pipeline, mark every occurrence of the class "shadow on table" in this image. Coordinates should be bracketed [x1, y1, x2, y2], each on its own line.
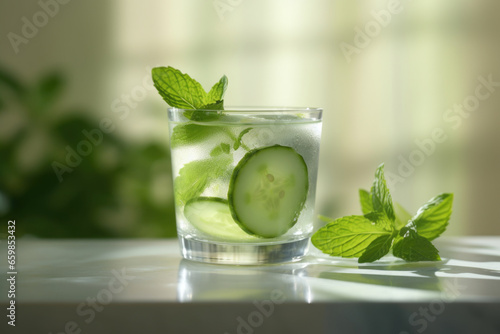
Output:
[309, 241, 500, 298]
[435, 238, 500, 263]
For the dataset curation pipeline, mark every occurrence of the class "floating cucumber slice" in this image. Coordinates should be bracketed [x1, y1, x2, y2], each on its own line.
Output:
[184, 197, 257, 240]
[228, 145, 308, 238]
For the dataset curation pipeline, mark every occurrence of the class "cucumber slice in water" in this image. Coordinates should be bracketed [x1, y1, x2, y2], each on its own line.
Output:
[228, 145, 308, 238]
[184, 197, 257, 241]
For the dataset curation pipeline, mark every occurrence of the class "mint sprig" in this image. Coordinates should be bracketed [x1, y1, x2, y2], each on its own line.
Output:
[152, 66, 227, 113]
[153, 67, 257, 206]
[312, 163, 454, 263]
[152, 66, 232, 149]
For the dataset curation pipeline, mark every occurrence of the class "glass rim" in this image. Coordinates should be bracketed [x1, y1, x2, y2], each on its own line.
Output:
[168, 106, 323, 113]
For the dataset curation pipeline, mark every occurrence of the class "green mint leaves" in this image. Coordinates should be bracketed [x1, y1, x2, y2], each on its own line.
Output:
[174, 154, 232, 207]
[152, 66, 227, 113]
[170, 124, 224, 149]
[359, 189, 373, 214]
[153, 67, 256, 206]
[359, 233, 394, 263]
[206, 74, 228, 105]
[410, 193, 453, 241]
[393, 223, 441, 262]
[312, 163, 454, 263]
[152, 67, 234, 150]
[371, 165, 395, 221]
[152, 67, 207, 109]
[233, 127, 253, 150]
[313, 215, 394, 261]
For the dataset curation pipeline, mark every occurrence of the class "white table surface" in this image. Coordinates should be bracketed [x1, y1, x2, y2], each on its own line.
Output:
[1, 237, 500, 333]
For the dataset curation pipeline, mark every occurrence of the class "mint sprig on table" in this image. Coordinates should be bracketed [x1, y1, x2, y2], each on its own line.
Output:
[312, 164, 454, 263]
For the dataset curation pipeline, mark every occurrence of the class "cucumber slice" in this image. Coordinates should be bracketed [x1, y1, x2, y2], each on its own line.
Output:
[184, 197, 257, 240]
[228, 145, 308, 238]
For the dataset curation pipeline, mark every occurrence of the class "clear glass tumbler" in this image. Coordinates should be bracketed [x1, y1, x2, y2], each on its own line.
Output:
[168, 107, 322, 264]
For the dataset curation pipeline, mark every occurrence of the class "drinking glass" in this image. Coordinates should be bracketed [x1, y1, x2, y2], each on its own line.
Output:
[168, 107, 322, 264]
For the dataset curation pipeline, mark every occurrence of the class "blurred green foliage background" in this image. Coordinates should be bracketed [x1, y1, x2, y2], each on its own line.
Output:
[1, 0, 500, 238]
[0, 68, 176, 237]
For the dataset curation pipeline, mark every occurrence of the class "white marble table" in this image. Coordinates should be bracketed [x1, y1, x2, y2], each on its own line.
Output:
[1, 237, 500, 333]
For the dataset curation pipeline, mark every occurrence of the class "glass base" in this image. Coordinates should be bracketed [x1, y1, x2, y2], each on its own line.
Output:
[179, 236, 310, 265]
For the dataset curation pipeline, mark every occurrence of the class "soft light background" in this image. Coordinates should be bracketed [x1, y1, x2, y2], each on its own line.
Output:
[1, 0, 499, 237]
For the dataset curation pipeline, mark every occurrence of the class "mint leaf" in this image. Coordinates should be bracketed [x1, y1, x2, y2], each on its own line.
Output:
[394, 202, 412, 230]
[359, 189, 373, 214]
[312, 215, 393, 258]
[152, 67, 228, 122]
[393, 227, 441, 262]
[234, 127, 253, 150]
[206, 75, 228, 104]
[371, 163, 395, 222]
[317, 163, 453, 263]
[364, 212, 394, 232]
[152, 67, 207, 109]
[170, 124, 225, 148]
[202, 100, 224, 110]
[412, 193, 453, 241]
[174, 155, 232, 206]
[210, 143, 231, 157]
[358, 234, 394, 263]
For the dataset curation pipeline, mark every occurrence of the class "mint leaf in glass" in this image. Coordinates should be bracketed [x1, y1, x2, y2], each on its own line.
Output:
[170, 124, 225, 148]
[174, 155, 232, 206]
[393, 225, 441, 262]
[210, 143, 231, 157]
[312, 215, 393, 259]
[233, 127, 253, 150]
[371, 163, 395, 222]
[411, 193, 454, 241]
[170, 123, 251, 152]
